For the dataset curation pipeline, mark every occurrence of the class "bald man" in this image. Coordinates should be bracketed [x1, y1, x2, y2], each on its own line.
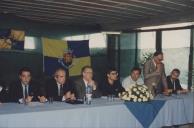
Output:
[46, 68, 75, 101]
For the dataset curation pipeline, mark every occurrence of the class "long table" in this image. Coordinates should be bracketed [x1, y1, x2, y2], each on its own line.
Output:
[0, 93, 193, 128]
[150, 92, 194, 128]
[0, 98, 142, 128]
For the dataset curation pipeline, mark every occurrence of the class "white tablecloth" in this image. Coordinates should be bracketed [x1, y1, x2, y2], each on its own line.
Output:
[150, 92, 194, 128]
[0, 98, 142, 128]
[0, 93, 193, 128]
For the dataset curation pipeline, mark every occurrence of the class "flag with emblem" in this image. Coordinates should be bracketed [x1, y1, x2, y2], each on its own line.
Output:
[0, 29, 25, 50]
[42, 37, 91, 76]
[10, 29, 25, 50]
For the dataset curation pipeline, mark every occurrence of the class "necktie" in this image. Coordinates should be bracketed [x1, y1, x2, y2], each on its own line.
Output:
[58, 85, 63, 96]
[24, 86, 28, 98]
[173, 81, 176, 90]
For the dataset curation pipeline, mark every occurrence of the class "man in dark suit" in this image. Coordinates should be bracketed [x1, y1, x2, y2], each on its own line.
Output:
[167, 68, 188, 94]
[9, 67, 44, 103]
[100, 67, 124, 97]
[0, 85, 6, 103]
[143, 51, 168, 96]
[74, 65, 101, 99]
[46, 68, 75, 101]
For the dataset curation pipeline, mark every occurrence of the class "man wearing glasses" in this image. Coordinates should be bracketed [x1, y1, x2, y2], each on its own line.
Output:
[143, 51, 168, 96]
[122, 67, 144, 91]
[45, 68, 75, 101]
[100, 67, 124, 97]
[166, 68, 188, 94]
[74, 65, 101, 99]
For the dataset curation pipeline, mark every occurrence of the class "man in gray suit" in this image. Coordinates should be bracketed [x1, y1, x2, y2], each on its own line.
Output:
[143, 51, 168, 96]
[74, 65, 101, 99]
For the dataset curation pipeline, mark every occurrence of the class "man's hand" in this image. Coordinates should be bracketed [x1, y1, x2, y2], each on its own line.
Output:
[163, 87, 169, 96]
[38, 96, 47, 103]
[156, 64, 162, 72]
[163, 91, 169, 96]
[26, 96, 33, 103]
[64, 91, 71, 100]
[88, 80, 97, 90]
[70, 93, 76, 100]
[177, 89, 188, 94]
[182, 89, 189, 93]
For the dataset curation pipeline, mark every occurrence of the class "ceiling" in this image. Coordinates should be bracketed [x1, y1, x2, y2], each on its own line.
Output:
[0, 0, 194, 31]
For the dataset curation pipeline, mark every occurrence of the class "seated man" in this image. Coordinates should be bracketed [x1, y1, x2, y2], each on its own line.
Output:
[122, 67, 144, 91]
[46, 68, 75, 101]
[167, 68, 188, 94]
[0, 85, 6, 103]
[9, 67, 43, 103]
[74, 65, 101, 99]
[100, 67, 124, 97]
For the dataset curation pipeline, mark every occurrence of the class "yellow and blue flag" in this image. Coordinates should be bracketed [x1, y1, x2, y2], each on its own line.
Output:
[0, 29, 25, 50]
[42, 37, 91, 76]
[67, 40, 91, 76]
[0, 29, 11, 49]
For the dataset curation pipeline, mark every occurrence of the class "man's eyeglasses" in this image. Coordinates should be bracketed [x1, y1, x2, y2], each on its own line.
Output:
[110, 72, 118, 75]
[172, 74, 179, 78]
[84, 71, 93, 74]
[56, 75, 65, 78]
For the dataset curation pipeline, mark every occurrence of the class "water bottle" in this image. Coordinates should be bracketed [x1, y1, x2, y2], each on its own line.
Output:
[85, 85, 92, 105]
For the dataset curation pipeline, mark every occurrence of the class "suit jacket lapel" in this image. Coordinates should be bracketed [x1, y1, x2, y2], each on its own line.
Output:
[149, 60, 156, 72]
[28, 84, 33, 96]
[81, 79, 86, 96]
[54, 81, 60, 96]
[18, 82, 23, 98]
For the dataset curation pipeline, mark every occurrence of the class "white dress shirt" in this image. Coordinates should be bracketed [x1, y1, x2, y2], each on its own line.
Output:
[122, 76, 144, 91]
[56, 82, 66, 101]
[83, 79, 88, 88]
[19, 83, 29, 103]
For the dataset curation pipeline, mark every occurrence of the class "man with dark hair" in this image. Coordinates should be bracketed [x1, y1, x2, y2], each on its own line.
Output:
[58, 49, 74, 78]
[143, 51, 168, 96]
[45, 68, 75, 101]
[153, 51, 163, 57]
[166, 68, 188, 94]
[9, 67, 43, 103]
[0, 85, 6, 103]
[100, 68, 124, 97]
[122, 67, 144, 91]
[74, 65, 101, 99]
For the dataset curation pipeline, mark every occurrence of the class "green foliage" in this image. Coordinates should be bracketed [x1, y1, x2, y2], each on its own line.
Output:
[140, 52, 154, 65]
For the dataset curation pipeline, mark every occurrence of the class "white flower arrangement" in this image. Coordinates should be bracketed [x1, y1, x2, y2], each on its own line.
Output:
[140, 52, 154, 66]
[119, 84, 154, 102]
